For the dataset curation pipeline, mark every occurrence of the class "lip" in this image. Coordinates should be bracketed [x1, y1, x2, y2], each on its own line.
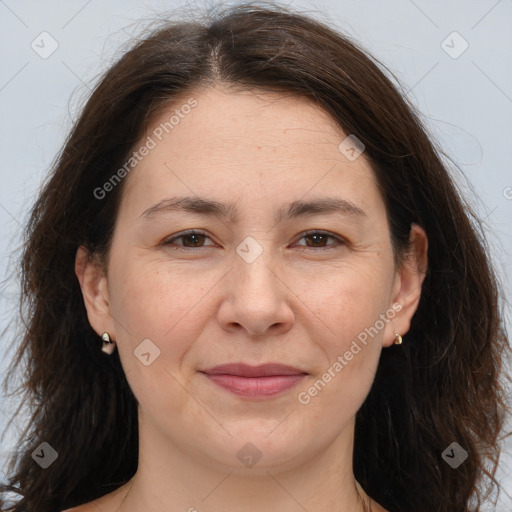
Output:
[200, 363, 308, 398]
[203, 363, 307, 377]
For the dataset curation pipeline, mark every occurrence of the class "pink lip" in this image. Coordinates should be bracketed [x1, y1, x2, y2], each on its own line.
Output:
[201, 363, 308, 398]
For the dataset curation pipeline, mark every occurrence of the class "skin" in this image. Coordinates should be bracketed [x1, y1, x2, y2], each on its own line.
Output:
[73, 86, 428, 512]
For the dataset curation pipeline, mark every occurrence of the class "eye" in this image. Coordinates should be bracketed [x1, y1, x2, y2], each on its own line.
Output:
[293, 230, 346, 249]
[162, 229, 346, 251]
[162, 230, 216, 250]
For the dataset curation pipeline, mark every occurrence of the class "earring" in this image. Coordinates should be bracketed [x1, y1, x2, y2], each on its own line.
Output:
[101, 332, 116, 354]
[394, 333, 403, 345]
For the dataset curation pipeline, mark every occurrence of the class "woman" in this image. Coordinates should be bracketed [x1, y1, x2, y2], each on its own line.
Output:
[1, 3, 510, 511]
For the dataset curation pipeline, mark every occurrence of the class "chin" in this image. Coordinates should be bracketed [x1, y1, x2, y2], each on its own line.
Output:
[197, 426, 319, 475]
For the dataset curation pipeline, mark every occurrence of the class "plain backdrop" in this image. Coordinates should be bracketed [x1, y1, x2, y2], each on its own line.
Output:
[0, 0, 511, 509]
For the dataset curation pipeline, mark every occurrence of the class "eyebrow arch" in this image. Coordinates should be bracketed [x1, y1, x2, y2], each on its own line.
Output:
[139, 195, 366, 223]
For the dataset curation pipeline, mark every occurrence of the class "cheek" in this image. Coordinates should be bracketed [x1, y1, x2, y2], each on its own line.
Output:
[107, 261, 212, 415]
[300, 261, 392, 406]
[311, 260, 392, 346]
[109, 259, 217, 341]
[106, 260, 223, 404]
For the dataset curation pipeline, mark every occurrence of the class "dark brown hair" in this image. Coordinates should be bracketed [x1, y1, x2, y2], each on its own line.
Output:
[1, 2, 510, 511]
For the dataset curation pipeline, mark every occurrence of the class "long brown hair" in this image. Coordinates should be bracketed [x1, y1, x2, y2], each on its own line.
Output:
[1, 2, 510, 511]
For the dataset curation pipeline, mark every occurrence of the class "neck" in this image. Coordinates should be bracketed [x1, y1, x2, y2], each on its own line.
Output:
[116, 414, 369, 512]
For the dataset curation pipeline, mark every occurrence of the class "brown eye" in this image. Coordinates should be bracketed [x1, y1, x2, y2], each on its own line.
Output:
[179, 233, 207, 247]
[304, 233, 330, 247]
[295, 231, 344, 249]
[163, 230, 215, 249]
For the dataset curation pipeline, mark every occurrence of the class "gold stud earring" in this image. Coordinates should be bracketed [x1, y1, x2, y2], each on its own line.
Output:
[101, 332, 116, 354]
[394, 333, 403, 345]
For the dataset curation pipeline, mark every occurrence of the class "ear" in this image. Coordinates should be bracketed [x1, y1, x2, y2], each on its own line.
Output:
[383, 223, 428, 347]
[75, 246, 116, 339]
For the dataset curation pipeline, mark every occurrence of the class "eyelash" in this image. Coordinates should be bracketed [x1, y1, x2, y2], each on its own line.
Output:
[162, 229, 346, 251]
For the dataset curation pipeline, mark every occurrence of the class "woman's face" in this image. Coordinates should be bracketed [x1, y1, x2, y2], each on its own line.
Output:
[79, 86, 426, 473]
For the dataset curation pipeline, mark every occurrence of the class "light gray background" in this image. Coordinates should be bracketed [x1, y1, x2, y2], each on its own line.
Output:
[0, 0, 511, 509]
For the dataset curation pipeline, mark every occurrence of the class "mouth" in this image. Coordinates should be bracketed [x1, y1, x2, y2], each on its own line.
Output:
[200, 363, 308, 398]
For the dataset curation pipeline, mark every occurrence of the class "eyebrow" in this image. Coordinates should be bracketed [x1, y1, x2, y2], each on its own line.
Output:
[139, 195, 366, 223]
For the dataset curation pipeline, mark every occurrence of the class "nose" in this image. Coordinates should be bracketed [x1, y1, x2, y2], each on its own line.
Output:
[217, 249, 294, 337]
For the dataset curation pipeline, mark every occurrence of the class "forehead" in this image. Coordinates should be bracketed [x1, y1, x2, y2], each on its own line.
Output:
[119, 86, 383, 219]
[145, 86, 350, 158]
